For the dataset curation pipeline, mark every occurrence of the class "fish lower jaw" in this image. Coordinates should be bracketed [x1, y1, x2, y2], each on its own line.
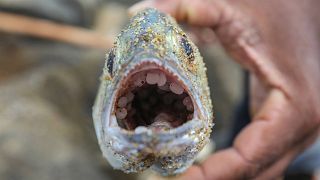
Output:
[103, 117, 209, 176]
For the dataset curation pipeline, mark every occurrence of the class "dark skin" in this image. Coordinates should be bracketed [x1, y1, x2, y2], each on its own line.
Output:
[129, 0, 320, 179]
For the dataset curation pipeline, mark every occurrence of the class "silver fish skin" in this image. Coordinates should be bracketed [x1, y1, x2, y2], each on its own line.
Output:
[93, 8, 213, 176]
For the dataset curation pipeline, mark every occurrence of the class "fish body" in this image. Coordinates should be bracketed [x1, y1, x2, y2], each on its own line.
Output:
[93, 8, 213, 176]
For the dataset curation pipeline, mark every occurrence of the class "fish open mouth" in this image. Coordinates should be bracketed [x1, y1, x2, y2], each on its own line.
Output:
[113, 62, 195, 131]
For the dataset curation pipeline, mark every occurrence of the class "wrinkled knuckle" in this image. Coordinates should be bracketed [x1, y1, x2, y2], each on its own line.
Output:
[215, 5, 262, 52]
[212, 1, 272, 78]
[233, 147, 263, 179]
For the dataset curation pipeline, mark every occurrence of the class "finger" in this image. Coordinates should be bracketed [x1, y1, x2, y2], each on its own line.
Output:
[129, 0, 225, 27]
[256, 127, 320, 179]
[177, 89, 318, 179]
[175, 166, 206, 180]
[129, 0, 281, 87]
[174, 148, 256, 180]
[162, 90, 287, 180]
[186, 27, 217, 46]
[144, 166, 205, 180]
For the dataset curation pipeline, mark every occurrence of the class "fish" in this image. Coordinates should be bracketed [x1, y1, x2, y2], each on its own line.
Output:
[92, 8, 213, 176]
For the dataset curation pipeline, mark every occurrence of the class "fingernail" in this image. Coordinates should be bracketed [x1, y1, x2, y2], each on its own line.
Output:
[128, 0, 154, 17]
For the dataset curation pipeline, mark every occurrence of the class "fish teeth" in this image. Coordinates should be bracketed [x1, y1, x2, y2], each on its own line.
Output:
[117, 96, 128, 108]
[158, 83, 170, 91]
[133, 73, 146, 87]
[169, 82, 184, 95]
[187, 114, 194, 120]
[150, 113, 173, 130]
[126, 92, 134, 102]
[126, 103, 132, 111]
[154, 112, 174, 122]
[157, 72, 167, 86]
[187, 104, 194, 111]
[182, 96, 191, 106]
[116, 108, 127, 120]
[183, 96, 194, 111]
[146, 72, 159, 84]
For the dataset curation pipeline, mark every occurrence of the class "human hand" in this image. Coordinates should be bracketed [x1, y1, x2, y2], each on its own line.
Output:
[129, 0, 320, 179]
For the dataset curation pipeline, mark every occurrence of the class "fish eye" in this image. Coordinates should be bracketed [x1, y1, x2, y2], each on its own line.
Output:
[180, 36, 194, 62]
[107, 49, 115, 76]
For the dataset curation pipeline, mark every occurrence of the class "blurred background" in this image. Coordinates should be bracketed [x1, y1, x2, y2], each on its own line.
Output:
[0, 0, 318, 180]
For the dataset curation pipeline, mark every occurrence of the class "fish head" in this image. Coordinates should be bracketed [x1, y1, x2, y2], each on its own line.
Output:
[93, 8, 213, 176]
